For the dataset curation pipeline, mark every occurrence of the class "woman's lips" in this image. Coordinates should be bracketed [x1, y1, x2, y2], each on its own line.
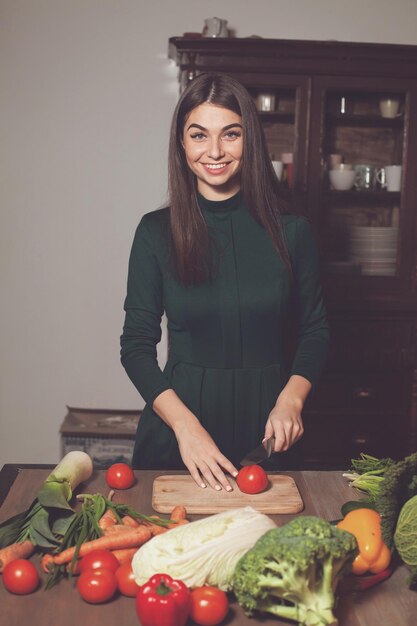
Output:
[201, 162, 230, 175]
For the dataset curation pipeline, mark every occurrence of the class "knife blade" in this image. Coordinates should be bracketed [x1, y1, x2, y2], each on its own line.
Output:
[240, 436, 275, 466]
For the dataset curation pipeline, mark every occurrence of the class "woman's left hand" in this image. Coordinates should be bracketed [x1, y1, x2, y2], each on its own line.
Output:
[263, 375, 311, 452]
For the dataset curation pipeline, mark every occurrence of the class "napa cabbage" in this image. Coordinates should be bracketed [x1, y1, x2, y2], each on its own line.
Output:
[394, 494, 417, 588]
[131, 506, 276, 591]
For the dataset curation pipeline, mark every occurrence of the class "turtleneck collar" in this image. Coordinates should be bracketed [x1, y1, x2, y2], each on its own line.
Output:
[197, 190, 242, 213]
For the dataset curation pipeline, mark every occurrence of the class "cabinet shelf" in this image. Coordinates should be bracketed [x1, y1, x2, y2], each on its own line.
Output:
[323, 190, 401, 204]
[258, 111, 295, 124]
[327, 113, 404, 128]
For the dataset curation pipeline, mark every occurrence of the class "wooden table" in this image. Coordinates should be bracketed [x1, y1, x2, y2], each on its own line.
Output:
[0, 465, 415, 626]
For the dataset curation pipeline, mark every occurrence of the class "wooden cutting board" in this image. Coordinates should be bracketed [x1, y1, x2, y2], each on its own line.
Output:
[152, 474, 304, 514]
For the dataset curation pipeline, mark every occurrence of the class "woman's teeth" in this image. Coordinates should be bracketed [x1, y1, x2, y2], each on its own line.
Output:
[205, 163, 227, 170]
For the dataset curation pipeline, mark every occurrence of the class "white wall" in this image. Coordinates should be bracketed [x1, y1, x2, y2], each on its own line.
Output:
[1, 0, 417, 464]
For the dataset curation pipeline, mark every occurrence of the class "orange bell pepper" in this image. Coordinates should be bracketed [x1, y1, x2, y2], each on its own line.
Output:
[337, 508, 391, 575]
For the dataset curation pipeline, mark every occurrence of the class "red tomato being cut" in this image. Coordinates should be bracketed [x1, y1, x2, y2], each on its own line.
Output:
[3, 559, 39, 595]
[79, 549, 120, 574]
[77, 568, 118, 604]
[190, 586, 229, 626]
[105, 463, 135, 490]
[236, 464, 269, 494]
[115, 561, 138, 597]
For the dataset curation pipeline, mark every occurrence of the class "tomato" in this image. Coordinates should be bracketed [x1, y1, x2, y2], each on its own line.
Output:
[115, 561, 138, 597]
[77, 568, 118, 604]
[3, 559, 39, 595]
[190, 586, 229, 626]
[105, 463, 135, 490]
[79, 549, 120, 574]
[236, 464, 269, 494]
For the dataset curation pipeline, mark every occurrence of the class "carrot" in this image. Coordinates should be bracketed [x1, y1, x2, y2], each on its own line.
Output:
[50, 526, 152, 567]
[145, 523, 169, 536]
[112, 548, 137, 564]
[170, 505, 187, 521]
[0, 540, 35, 572]
[98, 507, 118, 530]
[168, 519, 189, 528]
[103, 524, 132, 535]
[122, 515, 140, 528]
[41, 553, 55, 573]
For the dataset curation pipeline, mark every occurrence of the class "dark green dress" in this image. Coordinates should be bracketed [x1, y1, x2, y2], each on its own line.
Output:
[121, 192, 329, 469]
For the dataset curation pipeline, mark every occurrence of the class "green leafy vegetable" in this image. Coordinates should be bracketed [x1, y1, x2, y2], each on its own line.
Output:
[375, 451, 417, 548]
[394, 494, 417, 588]
[341, 471, 385, 501]
[0, 451, 93, 550]
[351, 453, 395, 475]
[232, 515, 357, 626]
[45, 493, 174, 589]
[343, 451, 417, 552]
[132, 506, 277, 591]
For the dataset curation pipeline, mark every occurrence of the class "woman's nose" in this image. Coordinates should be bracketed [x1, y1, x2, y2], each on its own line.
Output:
[207, 137, 224, 159]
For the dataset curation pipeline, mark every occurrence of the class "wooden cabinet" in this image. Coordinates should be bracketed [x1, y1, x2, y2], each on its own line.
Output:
[168, 37, 417, 467]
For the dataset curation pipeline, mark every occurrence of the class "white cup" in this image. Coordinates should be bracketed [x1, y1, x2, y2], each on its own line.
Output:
[332, 163, 353, 171]
[379, 98, 400, 118]
[329, 169, 356, 190]
[203, 17, 228, 38]
[271, 160, 284, 180]
[257, 93, 276, 111]
[385, 165, 402, 192]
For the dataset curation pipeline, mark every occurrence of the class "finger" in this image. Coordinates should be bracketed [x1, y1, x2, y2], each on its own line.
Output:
[263, 421, 274, 441]
[211, 455, 240, 491]
[187, 463, 207, 489]
[209, 464, 234, 492]
[284, 421, 303, 449]
[273, 426, 287, 451]
[217, 455, 239, 479]
[293, 421, 304, 443]
[198, 462, 224, 491]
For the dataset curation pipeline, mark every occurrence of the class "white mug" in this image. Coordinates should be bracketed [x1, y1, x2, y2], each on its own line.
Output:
[203, 17, 228, 38]
[329, 169, 356, 190]
[375, 167, 387, 189]
[332, 163, 353, 171]
[385, 165, 402, 192]
[257, 93, 276, 111]
[271, 160, 283, 180]
[379, 98, 400, 119]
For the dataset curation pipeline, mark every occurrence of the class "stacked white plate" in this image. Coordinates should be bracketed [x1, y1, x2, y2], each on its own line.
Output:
[349, 226, 398, 276]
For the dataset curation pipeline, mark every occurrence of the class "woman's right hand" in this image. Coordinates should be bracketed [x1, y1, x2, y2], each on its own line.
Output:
[174, 419, 238, 491]
[153, 389, 238, 491]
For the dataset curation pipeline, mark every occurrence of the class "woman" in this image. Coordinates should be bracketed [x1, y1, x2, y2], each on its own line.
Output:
[120, 73, 329, 491]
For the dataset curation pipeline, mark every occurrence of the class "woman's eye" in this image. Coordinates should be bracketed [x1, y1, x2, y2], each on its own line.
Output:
[190, 132, 206, 140]
[224, 130, 242, 140]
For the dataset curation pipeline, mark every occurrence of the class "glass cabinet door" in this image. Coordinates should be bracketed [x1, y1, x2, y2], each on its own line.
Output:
[308, 76, 416, 301]
[242, 74, 310, 199]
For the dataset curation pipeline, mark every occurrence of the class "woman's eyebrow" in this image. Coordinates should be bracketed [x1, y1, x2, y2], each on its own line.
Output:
[186, 122, 243, 132]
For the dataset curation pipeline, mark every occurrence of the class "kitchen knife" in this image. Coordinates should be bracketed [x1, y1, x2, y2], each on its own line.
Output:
[240, 436, 275, 466]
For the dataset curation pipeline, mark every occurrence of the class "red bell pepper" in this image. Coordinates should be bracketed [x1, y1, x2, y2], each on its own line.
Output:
[136, 573, 191, 626]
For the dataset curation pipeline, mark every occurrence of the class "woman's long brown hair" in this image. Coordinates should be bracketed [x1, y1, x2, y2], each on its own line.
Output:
[168, 73, 291, 285]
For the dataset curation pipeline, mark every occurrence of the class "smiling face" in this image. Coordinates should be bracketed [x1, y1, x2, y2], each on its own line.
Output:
[182, 103, 243, 200]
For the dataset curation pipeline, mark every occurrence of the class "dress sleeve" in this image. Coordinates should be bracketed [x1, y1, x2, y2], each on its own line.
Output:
[120, 215, 171, 405]
[289, 217, 330, 389]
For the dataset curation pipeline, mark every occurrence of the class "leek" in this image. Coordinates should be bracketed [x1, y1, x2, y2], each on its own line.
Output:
[0, 451, 93, 549]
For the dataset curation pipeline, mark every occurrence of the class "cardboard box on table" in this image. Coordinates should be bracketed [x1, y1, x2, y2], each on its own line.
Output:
[60, 406, 141, 468]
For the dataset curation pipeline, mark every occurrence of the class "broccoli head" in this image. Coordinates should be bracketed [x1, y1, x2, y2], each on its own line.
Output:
[232, 515, 358, 626]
